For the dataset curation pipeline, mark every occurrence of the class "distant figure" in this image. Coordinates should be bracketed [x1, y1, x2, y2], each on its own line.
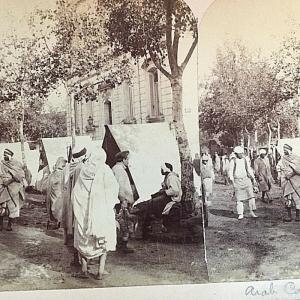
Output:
[214, 152, 221, 174]
[268, 148, 278, 182]
[72, 148, 119, 279]
[193, 153, 201, 196]
[46, 157, 67, 229]
[221, 154, 230, 185]
[254, 149, 274, 203]
[229, 146, 258, 220]
[0, 149, 26, 231]
[277, 144, 300, 222]
[251, 150, 258, 169]
[200, 154, 215, 207]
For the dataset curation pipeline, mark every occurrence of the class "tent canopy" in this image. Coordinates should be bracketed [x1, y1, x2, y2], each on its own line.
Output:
[102, 123, 181, 204]
[41, 136, 94, 171]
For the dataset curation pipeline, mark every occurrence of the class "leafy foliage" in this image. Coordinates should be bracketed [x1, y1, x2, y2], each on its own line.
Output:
[25, 108, 67, 140]
[0, 33, 56, 144]
[103, 0, 198, 79]
[32, 0, 132, 97]
[273, 33, 300, 99]
[199, 42, 286, 144]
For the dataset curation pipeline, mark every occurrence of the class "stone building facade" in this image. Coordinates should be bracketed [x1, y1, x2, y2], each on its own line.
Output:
[67, 60, 186, 141]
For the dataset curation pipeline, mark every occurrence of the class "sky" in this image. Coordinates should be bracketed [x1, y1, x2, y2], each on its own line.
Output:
[197, 0, 300, 80]
[0, 0, 299, 77]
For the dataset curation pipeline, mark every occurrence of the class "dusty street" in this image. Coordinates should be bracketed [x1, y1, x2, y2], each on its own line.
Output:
[0, 193, 207, 292]
[206, 176, 300, 283]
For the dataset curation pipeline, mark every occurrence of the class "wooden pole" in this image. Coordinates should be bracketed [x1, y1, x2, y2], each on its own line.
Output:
[69, 92, 76, 148]
[19, 90, 27, 167]
[267, 123, 272, 153]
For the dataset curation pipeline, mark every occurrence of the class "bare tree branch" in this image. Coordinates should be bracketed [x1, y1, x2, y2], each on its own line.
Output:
[149, 49, 172, 79]
[43, 37, 52, 53]
[173, 24, 180, 65]
[181, 33, 198, 71]
[165, 0, 176, 74]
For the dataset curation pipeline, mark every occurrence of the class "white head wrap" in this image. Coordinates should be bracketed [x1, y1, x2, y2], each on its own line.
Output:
[233, 146, 244, 154]
[259, 149, 267, 155]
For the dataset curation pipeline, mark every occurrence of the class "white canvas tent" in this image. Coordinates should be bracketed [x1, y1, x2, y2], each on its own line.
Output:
[26, 149, 40, 185]
[41, 136, 93, 171]
[0, 142, 39, 186]
[103, 123, 181, 204]
[277, 138, 300, 157]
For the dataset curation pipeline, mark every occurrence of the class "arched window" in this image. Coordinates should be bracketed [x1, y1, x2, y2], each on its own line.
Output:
[123, 81, 134, 118]
[148, 68, 160, 117]
[104, 100, 112, 125]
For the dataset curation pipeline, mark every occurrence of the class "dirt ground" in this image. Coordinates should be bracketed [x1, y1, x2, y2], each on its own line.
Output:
[206, 175, 300, 283]
[0, 193, 208, 292]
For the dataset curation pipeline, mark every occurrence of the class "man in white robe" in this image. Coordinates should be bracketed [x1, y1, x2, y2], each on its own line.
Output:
[228, 146, 258, 220]
[73, 148, 119, 279]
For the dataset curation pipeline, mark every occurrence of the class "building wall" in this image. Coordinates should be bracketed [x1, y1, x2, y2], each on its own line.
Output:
[67, 61, 174, 140]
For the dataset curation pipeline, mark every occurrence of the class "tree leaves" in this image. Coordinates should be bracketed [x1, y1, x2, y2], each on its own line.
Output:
[200, 42, 286, 143]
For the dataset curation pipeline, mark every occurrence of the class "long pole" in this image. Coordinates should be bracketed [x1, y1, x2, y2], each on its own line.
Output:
[19, 89, 27, 167]
[69, 91, 76, 148]
[196, 27, 208, 268]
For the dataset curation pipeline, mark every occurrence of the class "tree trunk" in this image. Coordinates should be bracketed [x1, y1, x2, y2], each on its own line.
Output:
[240, 131, 244, 148]
[254, 130, 258, 151]
[69, 92, 76, 148]
[267, 123, 272, 152]
[19, 117, 26, 166]
[277, 120, 280, 141]
[170, 76, 193, 206]
[297, 83, 300, 137]
[19, 94, 26, 167]
[247, 133, 250, 156]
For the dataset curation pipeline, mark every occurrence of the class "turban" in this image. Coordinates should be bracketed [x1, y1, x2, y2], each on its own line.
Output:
[259, 149, 267, 155]
[115, 150, 129, 162]
[283, 144, 292, 152]
[233, 146, 244, 154]
[4, 149, 14, 157]
[161, 162, 173, 173]
[72, 146, 87, 159]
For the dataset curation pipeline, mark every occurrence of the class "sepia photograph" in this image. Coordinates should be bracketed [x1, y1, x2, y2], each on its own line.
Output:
[198, 0, 300, 285]
[1, 0, 300, 298]
[0, 0, 208, 293]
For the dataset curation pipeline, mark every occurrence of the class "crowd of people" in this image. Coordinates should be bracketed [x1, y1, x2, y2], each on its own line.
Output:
[196, 143, 300, 222]
[3, 140, 298, 279]
[0, 145, 184, 280]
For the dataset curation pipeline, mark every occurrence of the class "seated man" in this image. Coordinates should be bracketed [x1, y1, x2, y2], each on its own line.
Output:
[133, 162, 182, 237]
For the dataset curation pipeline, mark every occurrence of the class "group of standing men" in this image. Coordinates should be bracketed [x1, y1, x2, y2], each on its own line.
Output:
[45, 145, 183, 279]
[198, 143, 300, 222]
[45, 146, 137, 279]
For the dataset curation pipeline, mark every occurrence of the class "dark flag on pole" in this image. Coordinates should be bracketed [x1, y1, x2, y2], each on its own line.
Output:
[67, 145, 72, 163]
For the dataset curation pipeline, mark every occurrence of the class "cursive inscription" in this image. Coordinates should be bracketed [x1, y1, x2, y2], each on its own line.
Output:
[245, 282, 277, 297]
[284, 282, 300, 295]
